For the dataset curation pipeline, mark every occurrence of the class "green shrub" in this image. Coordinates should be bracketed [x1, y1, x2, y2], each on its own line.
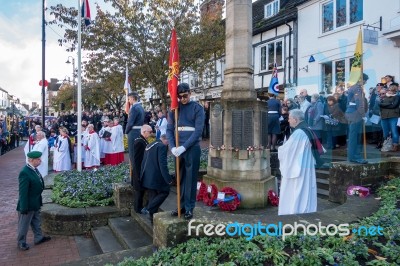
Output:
[112, 178, 400, 265]
[51, 163, 129, 208]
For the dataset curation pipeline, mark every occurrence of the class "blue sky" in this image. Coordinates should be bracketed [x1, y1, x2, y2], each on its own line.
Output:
[0, 0, 109, 107]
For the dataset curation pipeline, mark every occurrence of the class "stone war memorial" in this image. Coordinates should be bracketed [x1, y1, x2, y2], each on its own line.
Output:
[201, 0, 274, 208]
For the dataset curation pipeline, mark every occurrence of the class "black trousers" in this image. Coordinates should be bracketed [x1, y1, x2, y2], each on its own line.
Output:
[146, 189, 169, 215]
[133, 188, 145, 213]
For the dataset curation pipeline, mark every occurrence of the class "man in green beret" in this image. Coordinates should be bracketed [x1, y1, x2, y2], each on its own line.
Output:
[16, 151, 51, 251]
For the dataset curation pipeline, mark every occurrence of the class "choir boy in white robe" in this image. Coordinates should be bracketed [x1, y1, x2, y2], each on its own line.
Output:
[278, 109, 317, 215]
[106, 117, 125, 165]
[53, 127, 72, 172]
[98, 119, 109, 164]
[32, 131, 49, 177]
[84, 124, 101, 169]
[73, 125, 87, 169]
[102, 120, 113, 165]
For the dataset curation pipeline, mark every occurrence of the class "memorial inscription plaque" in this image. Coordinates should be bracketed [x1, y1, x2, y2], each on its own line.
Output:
[210, 157, 223, 169]
[231, 110, 254, 150]
[211, 103, 223, 147]
[232, 110, 243, 148]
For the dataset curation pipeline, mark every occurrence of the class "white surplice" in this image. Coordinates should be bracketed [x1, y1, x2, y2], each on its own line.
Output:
[84, 131, 101, 168]
[277, 128, 317, 215]
[53, 136, 72, 171]
[110, 125, 124, 154]
[32, 138, 49, 177]
[101, 126, 112, 154]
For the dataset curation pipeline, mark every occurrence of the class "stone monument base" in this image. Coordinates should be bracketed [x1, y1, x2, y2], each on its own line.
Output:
[202, 174, 275, 208]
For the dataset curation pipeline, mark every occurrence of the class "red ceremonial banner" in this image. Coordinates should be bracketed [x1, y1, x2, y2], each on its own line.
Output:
[168, 29, 179, 110]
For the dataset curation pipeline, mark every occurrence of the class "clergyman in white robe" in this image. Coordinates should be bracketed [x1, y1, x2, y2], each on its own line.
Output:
[32, 132, 49, 177]
[277, 111, 317, 215]
[84, 127, 101, 168]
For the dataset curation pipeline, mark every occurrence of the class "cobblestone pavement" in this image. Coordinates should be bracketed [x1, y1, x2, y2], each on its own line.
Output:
[0, 146, 80, 266]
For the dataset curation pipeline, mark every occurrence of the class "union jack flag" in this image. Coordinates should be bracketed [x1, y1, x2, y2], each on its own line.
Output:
[81, 0, 91, 26]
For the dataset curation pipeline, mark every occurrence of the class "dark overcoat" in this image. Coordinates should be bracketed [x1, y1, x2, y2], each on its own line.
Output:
[140, 140, 171, 192]
[16, 165, 44, 212]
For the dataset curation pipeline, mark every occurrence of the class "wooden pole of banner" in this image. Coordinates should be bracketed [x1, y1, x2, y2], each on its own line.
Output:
[174, 108, 181, 218]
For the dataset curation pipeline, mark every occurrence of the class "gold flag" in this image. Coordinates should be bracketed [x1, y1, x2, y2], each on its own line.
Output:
[348, 29, 363, 86]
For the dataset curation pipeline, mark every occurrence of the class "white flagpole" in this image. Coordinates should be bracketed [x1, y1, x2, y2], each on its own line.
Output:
[77, 0, 82, 171]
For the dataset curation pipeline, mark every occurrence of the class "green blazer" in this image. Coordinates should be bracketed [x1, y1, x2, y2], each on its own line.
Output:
[16, 165, 44, 213]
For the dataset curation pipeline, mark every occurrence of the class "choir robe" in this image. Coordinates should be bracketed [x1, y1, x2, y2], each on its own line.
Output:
[53, 136, 72, 171]
[105, 124, 124, 165]
[98, 127, 107, 160]
[84, 131, 101, 168]
[277, 128, 317, 215]
[102, 126, 113, 165]
[32, 138, 49, 177]
[73, 131, 87, 164]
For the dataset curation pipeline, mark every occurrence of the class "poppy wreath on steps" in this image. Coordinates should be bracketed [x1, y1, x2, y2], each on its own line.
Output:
[202, 184, 219, 206]
[268, 189, 279, 206]
[196, 181, 207, 201]
[217, 187, 241, 211]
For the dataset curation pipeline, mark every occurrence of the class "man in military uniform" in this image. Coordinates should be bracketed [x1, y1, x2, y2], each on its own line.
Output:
[16, 151, 51, 251]
[166, 83, 204, 220]
[345, 73, 369, 164]
[125, 92, 145, 180]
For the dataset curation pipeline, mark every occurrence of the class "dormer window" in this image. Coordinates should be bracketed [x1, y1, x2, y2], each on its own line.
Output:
[264, 0, 280, 19]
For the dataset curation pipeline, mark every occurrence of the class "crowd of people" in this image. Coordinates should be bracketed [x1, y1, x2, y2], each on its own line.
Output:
[269, 74, 399, 162]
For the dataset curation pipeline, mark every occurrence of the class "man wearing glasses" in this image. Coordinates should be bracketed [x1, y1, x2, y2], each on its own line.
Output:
[167, 83, 205, 220]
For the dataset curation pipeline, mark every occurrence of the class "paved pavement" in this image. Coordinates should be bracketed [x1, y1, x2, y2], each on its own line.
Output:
[0, 146, 80, 266]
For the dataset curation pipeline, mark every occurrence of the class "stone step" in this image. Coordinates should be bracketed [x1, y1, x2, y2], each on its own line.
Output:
[62, 245, 154, 266]
[131, 210, 153, 238]
[317, 188, 329, 197]
[108, 217, 152, 250]
[316, 177, 329, 185]
[92, 226, 124, 253]
[316, 170, 330, 180]
[74, 235, 102, 259]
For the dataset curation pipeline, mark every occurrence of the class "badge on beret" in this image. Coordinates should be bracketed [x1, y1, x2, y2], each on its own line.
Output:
[27, 151, 42, 159]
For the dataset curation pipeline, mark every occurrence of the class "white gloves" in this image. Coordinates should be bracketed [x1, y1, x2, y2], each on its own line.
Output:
[172, 146, 186, 157]
[171, 147, 177, 155]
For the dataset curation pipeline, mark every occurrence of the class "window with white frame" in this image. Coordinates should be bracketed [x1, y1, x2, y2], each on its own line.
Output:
[264, 0, 280, 19]
[322, 0, 363, 33]
[260, 39, 283, 71]
[321, 58, 354, 93]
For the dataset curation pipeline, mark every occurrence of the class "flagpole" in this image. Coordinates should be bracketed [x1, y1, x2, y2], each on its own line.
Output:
[360, 29, 367, 160]
[77, 0, 82, 171]
[175, 109, 181, 218]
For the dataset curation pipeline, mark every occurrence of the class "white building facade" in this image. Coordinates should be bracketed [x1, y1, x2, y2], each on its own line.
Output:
[296, 0, 400, 95]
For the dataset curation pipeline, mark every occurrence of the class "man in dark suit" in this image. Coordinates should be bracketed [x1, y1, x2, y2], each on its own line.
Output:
[140, 134, 172, 224]
[132, 124, 152, 213]
[125, 92, 145, 181]
[16, 151, 51, 251]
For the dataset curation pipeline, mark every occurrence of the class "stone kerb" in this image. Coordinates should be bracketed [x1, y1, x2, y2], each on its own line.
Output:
[41, 179, 132, 235]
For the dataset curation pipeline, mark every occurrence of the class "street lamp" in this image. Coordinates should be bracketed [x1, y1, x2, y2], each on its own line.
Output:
[65, 56, 76, 86]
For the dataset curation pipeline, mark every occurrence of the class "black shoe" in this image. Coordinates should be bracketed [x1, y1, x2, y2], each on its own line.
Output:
[171, 208, 185, 217]
[35, 236, 51, 245]
[18, 243, 30, 251]
[350, 159, 368, 164]
[141, 207, 149, 215]
[184, 211, 193, 220]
